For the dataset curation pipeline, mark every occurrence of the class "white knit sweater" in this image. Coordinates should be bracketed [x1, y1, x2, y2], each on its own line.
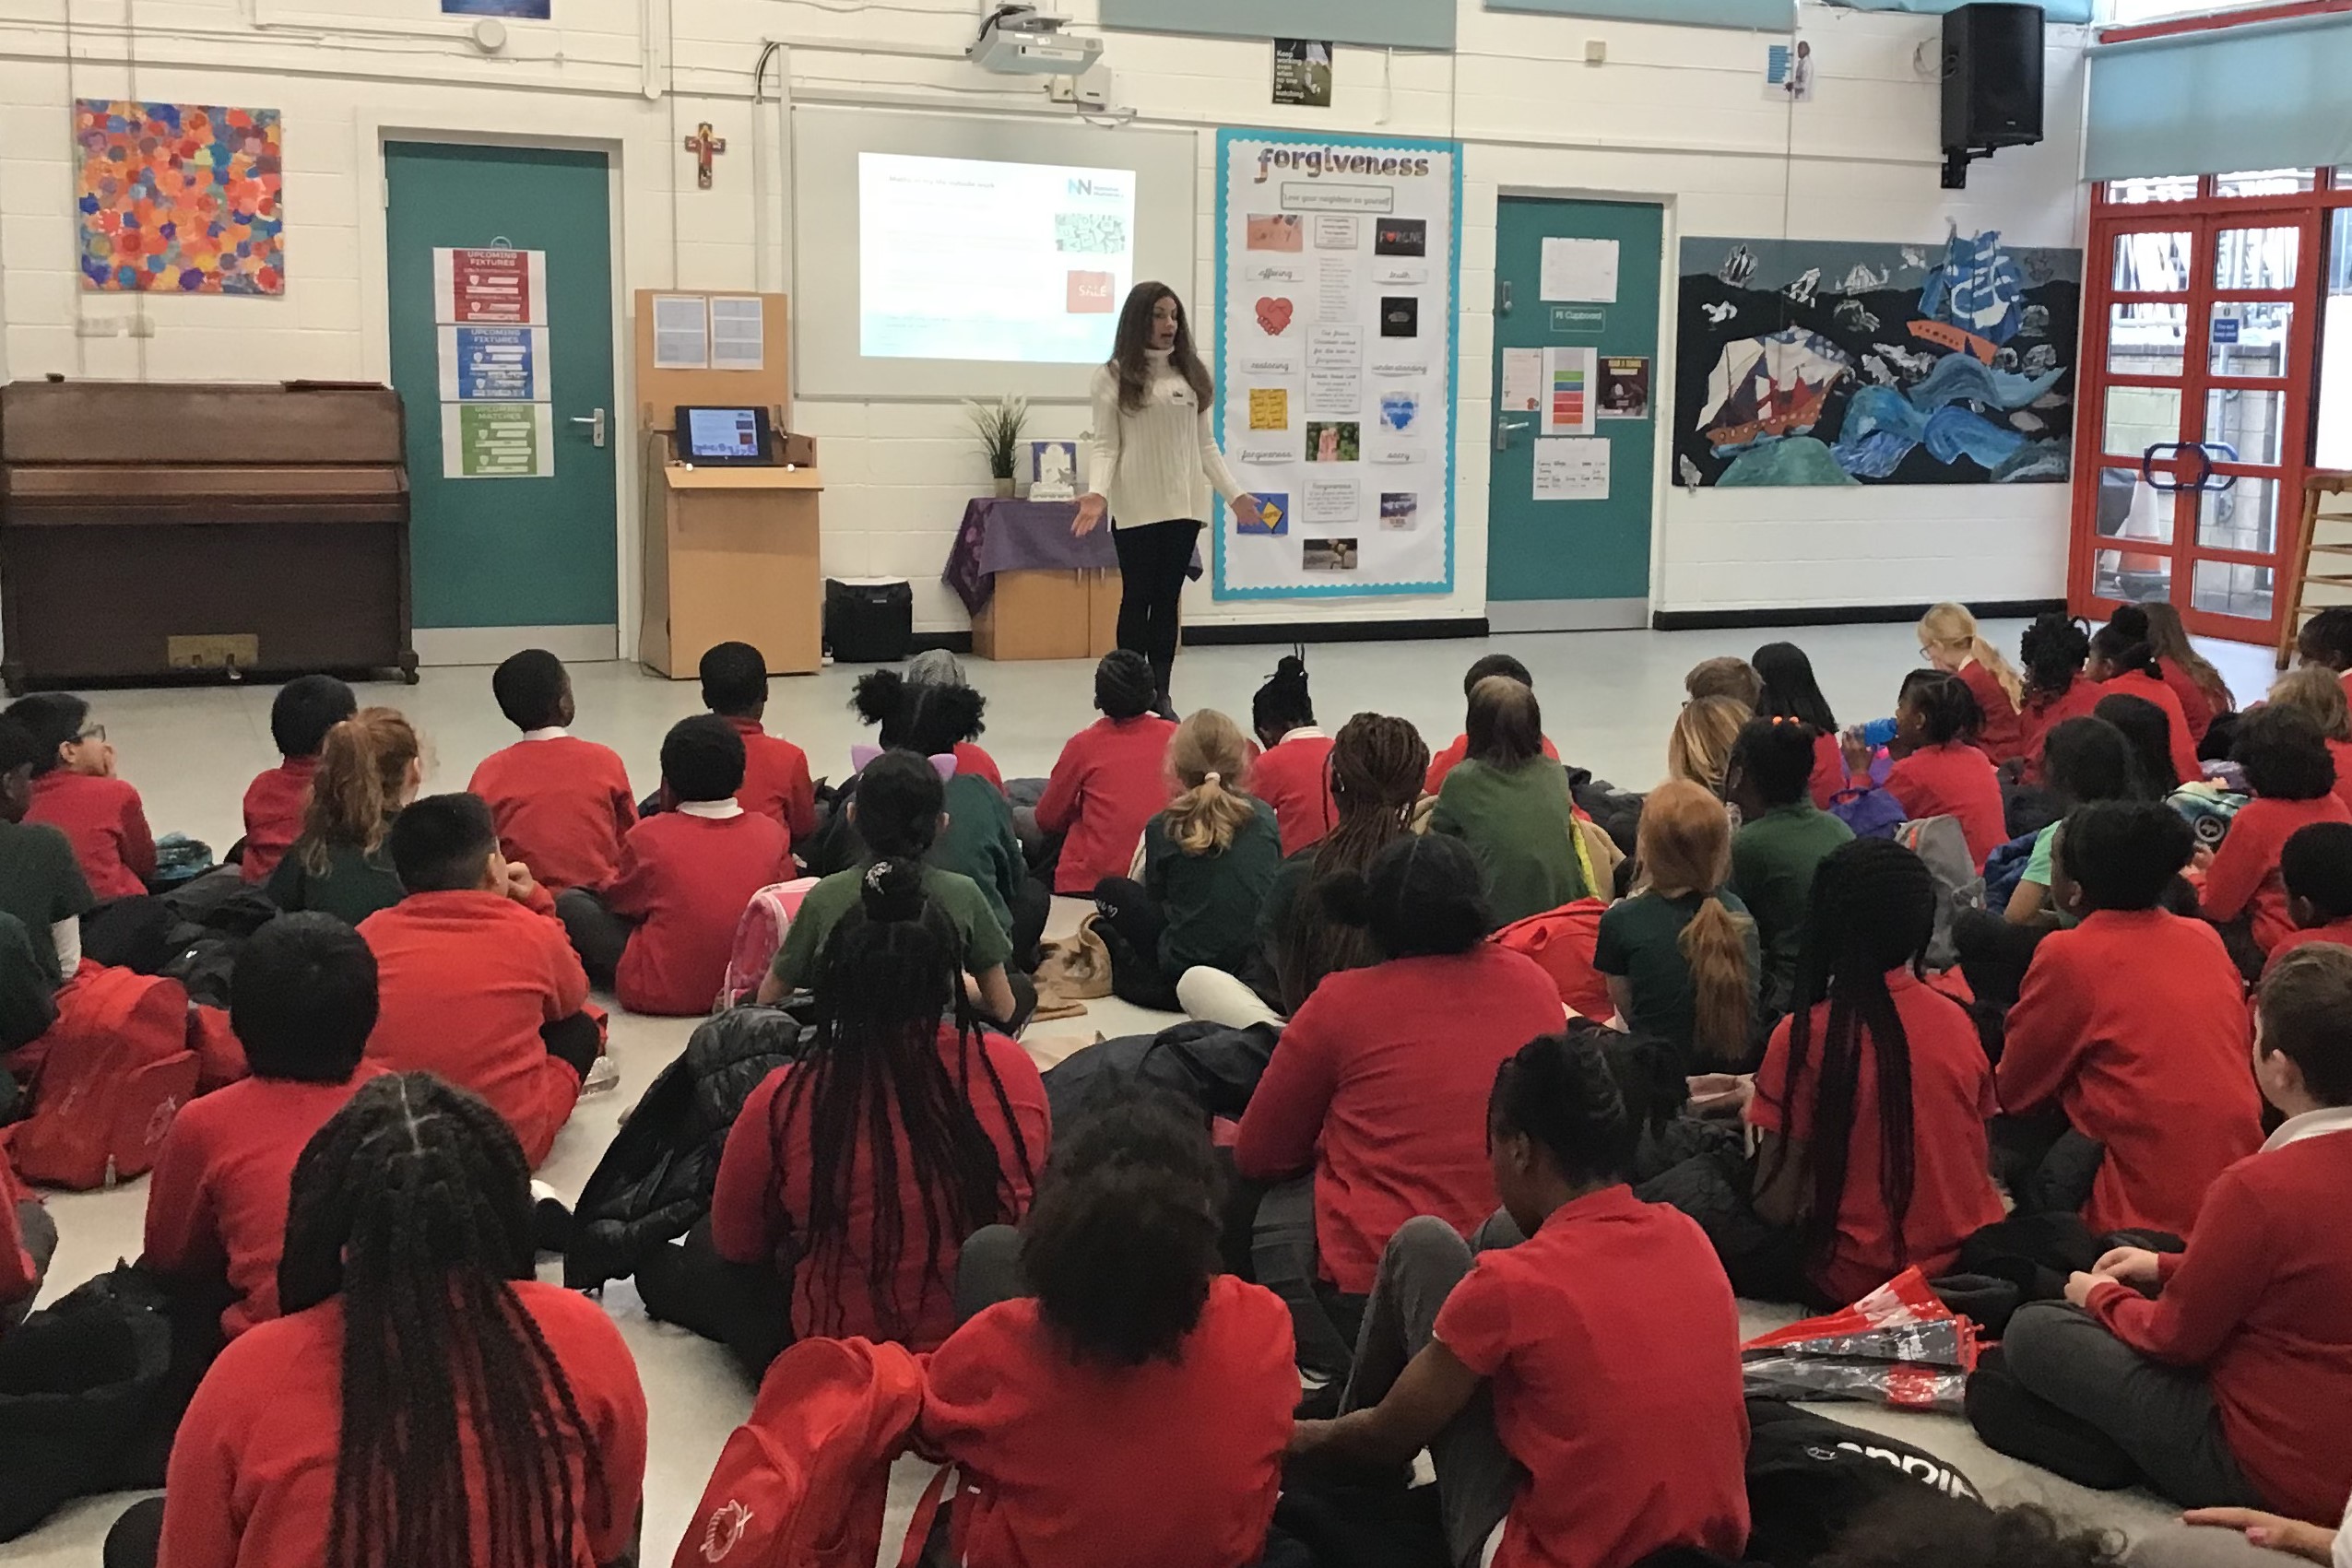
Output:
[1083, 350, 1243, 528]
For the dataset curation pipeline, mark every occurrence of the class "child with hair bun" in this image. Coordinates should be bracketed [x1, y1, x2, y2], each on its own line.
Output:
[1595, 779, 1759, 1067]
[1248, 654, 1336, 856]
[1919, 602, 2027, 765]
[1093, 709, 1282, 1012]
[266, 707, 422, 925]
[1036, 651, 1178, 896]
[1851, 670, 2007, 867]
[2017, 613, 2105, 778]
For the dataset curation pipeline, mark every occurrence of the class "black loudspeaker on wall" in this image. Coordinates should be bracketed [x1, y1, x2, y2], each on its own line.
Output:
[1942, 1, 2044, 189]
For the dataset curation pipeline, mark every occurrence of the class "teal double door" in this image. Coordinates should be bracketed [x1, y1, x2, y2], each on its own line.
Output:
[1485, 196, 1664, 632]
[384, 142, 620, 647]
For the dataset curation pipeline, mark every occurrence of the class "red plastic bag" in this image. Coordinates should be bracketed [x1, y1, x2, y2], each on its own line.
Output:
[1740, 1268, 1981, 1412]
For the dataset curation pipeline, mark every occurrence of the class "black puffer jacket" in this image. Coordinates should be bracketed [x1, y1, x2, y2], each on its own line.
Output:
[564, 1003, 808, 1291]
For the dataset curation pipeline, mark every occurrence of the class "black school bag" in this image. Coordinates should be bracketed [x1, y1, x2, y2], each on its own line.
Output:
[1743, 1397, 1982, 1568]
[0, 1264, 176, 1541]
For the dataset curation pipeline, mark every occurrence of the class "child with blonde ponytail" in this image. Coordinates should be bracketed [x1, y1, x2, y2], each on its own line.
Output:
[266, 708, 422, 925]
[1093, 710, 1283, 1010]
[1918, 601, 2027, 765]
[1594, 780, 1760, 1067]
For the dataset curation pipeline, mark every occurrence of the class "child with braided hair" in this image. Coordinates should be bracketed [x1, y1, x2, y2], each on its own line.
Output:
[1747, 837, 2004, 1307]
[2017, 613, 2105, 784]
[1249, 653, 1337, 855]
[113, 1073, 646, 1568]
[701, 857, 1048, 1368]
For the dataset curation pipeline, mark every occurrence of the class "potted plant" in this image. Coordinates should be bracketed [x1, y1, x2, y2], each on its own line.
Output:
[966, 395, 1028, 500]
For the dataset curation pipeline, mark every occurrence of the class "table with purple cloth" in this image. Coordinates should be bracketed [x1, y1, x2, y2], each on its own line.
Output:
[941, 497, 1202, 615]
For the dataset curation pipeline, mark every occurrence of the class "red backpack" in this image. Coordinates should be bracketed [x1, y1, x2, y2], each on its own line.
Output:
[672, 1337, 945, 1568]
[1491, 899, 1614, 1022]
[6, 969, 199, 1190]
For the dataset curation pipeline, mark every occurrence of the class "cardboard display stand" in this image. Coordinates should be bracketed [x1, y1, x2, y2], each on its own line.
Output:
[632, 290, 823, 678]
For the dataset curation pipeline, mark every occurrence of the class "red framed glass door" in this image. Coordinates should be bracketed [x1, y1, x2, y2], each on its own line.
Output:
[2073, 204, 2320, 641]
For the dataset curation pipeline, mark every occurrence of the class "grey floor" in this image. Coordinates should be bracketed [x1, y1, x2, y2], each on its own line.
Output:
[4, 622, 2285, 1566]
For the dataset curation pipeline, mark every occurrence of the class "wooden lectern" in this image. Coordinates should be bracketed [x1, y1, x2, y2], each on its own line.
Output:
[632, 290, 824, 678]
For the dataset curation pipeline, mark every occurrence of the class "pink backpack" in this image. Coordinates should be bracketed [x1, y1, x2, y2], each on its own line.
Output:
[719, 878, 819, 1008]
[672, 1337, 947, 1568]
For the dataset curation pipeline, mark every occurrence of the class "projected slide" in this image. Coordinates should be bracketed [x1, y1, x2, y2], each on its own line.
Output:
[859, 152, 1137, 364]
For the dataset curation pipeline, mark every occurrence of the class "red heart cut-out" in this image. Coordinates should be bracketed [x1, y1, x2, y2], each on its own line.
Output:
[1256, 297, 1294, 336]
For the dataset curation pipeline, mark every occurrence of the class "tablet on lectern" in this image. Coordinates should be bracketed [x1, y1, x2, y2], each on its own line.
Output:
[674, 406, 774, 465]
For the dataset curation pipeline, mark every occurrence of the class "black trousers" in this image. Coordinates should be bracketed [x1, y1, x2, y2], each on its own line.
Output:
[541, 1011, 601, 1080]
[1112, 518, 1200, 705]
[1093, 876, 1179, 1011]
[555, 888, 637, 990]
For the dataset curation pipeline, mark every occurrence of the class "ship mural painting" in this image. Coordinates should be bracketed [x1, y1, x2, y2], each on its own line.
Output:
[1673, 230, 2081, 489]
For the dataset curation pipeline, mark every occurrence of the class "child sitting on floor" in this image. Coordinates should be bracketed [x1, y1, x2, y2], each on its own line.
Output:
[1669, 696, 1750, 799]
[7, 692, 155, 903]
[2088, 612, 2200, 787]
[1999, 801, 2264, 1239]
[1746, 838, 2004, 1308]
[1596, 778, 1759, 1067]
[684, 859, 1046, 1372]
[1850, 670, 2006, 867]
[1753, 642, 1848, 809]
[142, 914, 387, 1338]
[2263, 665, 2352, 818]
[905, 649, 1006, 793]
[2296, 605, 2352, 707]
[1248, 654, 1336, 857]
[696, 640, 818, 842]
[465, 649, 636, 894]
[1991, 941, 2352, 1524]
[2017, 613, 2106, 783]
[563, 715, 791, 1017]
[1425, 653, 1563, 794]
[1431, 677, 1594, 925]
[1684, 655, 1763, 708]
[1726, 718, 1852, 1018]
[240, 676, 355, 886]
[360, 795, 598, 1167]
[1034, 651, 1177, 897]
[1919, 601, 2027, 767]
[0, 717, 93, 1006]
[2144, 602, 2234, 754]
[1093, 709, 1282, 1013]
[759, 749, 1023, 1030]
[266, 707, 420, 926]
[921, 1087, 1296, 1568]
[2269, 821, 2352, 968]
[1290, 1032, 1751, 1568]
[2205, 705, 2352, 976]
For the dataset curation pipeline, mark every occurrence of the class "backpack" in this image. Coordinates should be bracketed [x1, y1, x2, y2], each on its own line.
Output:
[672, 1336, 945, 1568]
[1491, 899, 1613, 1020]
[1827, 786, 1908, 842]
[1891, 817, 1984, 971]
[1743, 1397, 1981, 1568]
[720, 878, 819, 1008]
[7, 970, 199, 1190]
[0, 1263, 176, 1541]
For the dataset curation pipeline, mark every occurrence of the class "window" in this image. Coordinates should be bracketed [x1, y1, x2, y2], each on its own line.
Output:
[2216, 169, 2318, 198]
[2106, 176, 2202, 205]
[2104, 0, 2294, 22]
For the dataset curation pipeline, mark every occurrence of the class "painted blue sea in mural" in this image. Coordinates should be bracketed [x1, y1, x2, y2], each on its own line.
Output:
[1674, 231, 2082, 488]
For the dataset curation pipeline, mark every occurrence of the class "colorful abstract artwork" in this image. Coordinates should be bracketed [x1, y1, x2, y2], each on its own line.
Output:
[76, 100, 283, 295]
[1674, 231, 2080, 487]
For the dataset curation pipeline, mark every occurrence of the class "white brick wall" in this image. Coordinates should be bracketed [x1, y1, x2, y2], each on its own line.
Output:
[0, 0, 2093, 639]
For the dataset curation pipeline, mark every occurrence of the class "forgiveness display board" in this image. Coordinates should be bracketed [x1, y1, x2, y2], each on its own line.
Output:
[1213, 130, 1460, 599]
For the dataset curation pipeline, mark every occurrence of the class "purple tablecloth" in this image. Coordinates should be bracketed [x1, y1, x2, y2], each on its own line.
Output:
[942, 498, 1201, 615]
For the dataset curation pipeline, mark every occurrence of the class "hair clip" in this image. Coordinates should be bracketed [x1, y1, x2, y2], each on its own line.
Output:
[1203, 770, 1222, 785]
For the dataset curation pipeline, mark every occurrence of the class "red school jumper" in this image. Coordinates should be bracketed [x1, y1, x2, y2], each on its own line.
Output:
[1808, 731, 1846, 810]
[2084, 1116, 2352, 1525]
[158, 1281, 646, 1568]
[28, 770, 154, 901]
[729, 717, 819, 843]
[2204, 794, 2352, 955]
[1749, 970, 2005, 1306]
[1251, 728, 1338, 856]
[1877, 741, 2007, 867]
[1998, 908, 2263, 1237]
[1035, 715, 1177, 895]
[1956, 661, 2027, 767]
[1233, 945, 1568, 1294]
[2098, 668, 2201, 785]
[142, 1069, 386, 1337]
[2160, 656, 2217, 749]
[921, 1275, 1297, 1568]
[604, 807, 791, 1015]
[711, 1023, 1050, 1351]
[239, 758, 314, 886]
[1426, 733, 1561, 796]
[467, 732, 638, 893]
[2019, 676, 2108, 784]
[1435, 1186, 1751, 1568]
[358, 888, 590, 1168]
[954, 742, 1006, 796]
[2268, 915, 2352, 970]
[2327, 739, 2352, 819]
[0, 1152, 40, 1313]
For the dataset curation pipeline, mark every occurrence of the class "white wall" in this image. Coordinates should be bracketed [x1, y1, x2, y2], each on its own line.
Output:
[0, 0, 2092, 643]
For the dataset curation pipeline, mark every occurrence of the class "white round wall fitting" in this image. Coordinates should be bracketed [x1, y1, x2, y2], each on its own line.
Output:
[471, 18, 509, 53]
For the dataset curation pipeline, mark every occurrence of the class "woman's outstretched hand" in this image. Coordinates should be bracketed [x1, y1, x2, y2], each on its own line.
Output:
[1072, 494, 1107, 536]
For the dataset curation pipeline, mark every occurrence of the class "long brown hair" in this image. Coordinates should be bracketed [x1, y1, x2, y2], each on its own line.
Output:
[2143, 601, 2237, 715]
[1277, 714, 1430, 1012]
[1668, 696, 1749, 796]
[1161, 709, 1258, 856]
[1637, 780, 1755, 1064]
[1110, 281, 1213, 414]
[299, 707, 420, 873]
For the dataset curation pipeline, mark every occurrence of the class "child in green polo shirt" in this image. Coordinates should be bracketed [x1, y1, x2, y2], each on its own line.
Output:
[1726, 718, 1852, 1017]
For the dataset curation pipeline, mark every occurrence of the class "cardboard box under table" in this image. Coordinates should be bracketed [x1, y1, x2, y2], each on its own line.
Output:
[946, 498, 1139, 663]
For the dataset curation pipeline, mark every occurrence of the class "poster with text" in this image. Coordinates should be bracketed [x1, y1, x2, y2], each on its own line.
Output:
[1214, 130, 1460, 598]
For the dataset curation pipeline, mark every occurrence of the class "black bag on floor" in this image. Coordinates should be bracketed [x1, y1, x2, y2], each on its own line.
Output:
[565, 1002, 810, 1292]
[1271, 1478, 1446, 1568]
[0, 1265, 174, 1541]
[1743, 1397, 1982, 1568]
[1042, 1020, 1280, 1126]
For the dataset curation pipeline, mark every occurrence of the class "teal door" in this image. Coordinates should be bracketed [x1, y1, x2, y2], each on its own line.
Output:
[1486, 197, 1663, 631]
[384, 143, 619, 639]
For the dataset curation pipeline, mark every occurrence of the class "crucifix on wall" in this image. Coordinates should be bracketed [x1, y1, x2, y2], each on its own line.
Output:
[683, 122, 727, 190]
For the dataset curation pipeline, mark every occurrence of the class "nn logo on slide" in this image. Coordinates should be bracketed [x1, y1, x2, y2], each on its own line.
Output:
[1068, 176, 1127, 199]
[1067, 272, 1115, 312]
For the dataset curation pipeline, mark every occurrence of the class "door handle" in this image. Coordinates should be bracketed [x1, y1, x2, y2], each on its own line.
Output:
[1495, 416, 1531, 453]
[1498, 279, 1513, 317]
[570, 408, 608, 448]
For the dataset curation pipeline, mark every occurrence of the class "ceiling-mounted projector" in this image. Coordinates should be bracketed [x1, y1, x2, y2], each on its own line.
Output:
[969, 5, 1101, 75]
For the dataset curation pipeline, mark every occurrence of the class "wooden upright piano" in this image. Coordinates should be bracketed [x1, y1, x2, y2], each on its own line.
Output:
[0, 380, 416, 693]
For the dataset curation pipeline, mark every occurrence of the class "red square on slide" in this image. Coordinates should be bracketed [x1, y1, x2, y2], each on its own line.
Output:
[1067, 271, 1115, 312]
